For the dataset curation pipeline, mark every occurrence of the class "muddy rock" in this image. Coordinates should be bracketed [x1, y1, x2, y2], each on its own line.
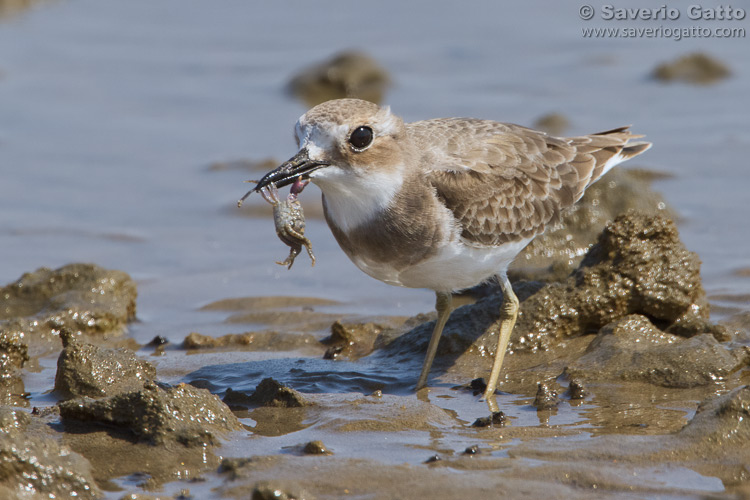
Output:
[302, 440, 331, 455]
[463, 445, 481, 455]
[287, 50, 390, 107]
[471, 411, 507, 428]
[0, 329, 27, 374]
[566, 379, 587, 400]
[0, 263, 137, 353]
[0, 378, 27, 408]
[55, 331, 156, 399]
[252, 480, 312, 500]
[0, 329, 29, 407]
[0, 433, 100, 499]
[510, 213, 710, 352]
[0, 328, 28, 407]
[565, 315, 750, 387]
[652, 52, 730, 85]
[511, 169, 673, 282]
[0, 406, 30, 435]
[59, 381, 242, 446]
[533, 112, 570, 136]
[322, 320, 384, 360]
[533, 382, 560, 410]
[386, 213, 725, 385]
[245, 378, 310, 408]
[665, 311, 730, 341]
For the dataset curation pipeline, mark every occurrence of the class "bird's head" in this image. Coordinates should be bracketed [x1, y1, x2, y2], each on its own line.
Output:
[253, 99, 407, 194]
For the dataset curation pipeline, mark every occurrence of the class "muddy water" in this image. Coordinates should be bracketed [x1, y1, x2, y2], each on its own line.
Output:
[1, 1, 749, 499]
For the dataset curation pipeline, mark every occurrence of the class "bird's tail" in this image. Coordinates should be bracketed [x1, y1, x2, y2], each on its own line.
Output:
[568, 126, 652, 198]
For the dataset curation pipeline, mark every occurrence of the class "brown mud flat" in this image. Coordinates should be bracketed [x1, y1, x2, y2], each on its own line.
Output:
[0, 212, 749, 498]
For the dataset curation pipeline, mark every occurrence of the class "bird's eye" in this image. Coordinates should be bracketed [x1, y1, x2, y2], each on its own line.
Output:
[348, 126, 374, 151]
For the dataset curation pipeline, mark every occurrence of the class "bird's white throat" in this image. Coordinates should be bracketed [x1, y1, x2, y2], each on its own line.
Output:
[311, 165, 404, 233]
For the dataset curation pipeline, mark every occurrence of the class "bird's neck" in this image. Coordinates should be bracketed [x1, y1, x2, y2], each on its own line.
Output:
[314, 165, 405, 234]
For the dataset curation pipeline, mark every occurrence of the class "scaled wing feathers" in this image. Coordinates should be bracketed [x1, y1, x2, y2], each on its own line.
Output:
[417, 119, 646, 246]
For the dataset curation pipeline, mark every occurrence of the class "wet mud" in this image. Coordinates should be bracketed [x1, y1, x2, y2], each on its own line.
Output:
[0, 219, 748, 498]
[207, 379, 750, 499]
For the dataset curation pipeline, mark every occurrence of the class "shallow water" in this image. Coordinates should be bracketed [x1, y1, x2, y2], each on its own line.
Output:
[1, 1, 749, 498]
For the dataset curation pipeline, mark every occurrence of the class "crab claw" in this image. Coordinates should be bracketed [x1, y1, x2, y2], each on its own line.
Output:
[259, 184, 282, 205]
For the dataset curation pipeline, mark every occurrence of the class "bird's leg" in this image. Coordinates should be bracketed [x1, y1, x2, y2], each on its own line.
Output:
[482, 276, 519, 408]
[415, 291, 453, 391]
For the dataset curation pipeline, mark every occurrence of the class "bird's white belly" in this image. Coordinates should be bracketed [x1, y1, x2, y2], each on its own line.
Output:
[350, 237, 533, 293]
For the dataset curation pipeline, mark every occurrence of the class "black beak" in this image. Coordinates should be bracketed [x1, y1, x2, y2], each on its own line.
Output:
[257, 149, 329, 190]
[238, 149, 329, 206]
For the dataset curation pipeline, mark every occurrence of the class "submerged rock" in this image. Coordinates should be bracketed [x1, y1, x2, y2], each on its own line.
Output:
[652, 52, 730, 85]
[287, 51, 390, 107]
[0, 433, 100, 499]
[59, 381, 242, 446]
[565, 315, 749, 387]
[55, 331, 156, 399]
[0, 263, 137, 353]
